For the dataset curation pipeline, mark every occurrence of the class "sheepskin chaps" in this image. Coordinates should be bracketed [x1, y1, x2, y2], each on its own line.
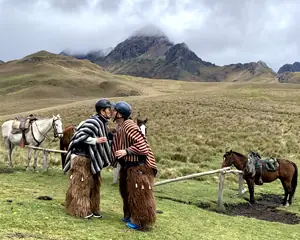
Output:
[65, 155, 101, 218]
[119, 164, 156, 230]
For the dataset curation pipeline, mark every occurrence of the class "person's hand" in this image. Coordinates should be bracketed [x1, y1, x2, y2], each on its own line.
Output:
[96, 137, 107, 144]
[115, 149, 127, 159]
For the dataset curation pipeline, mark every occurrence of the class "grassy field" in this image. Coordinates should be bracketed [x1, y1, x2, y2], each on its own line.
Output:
[1, 63, 300, 239]
[1, 166, 300, 240]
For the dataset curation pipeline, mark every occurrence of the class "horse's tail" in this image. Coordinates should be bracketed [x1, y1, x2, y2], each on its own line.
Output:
[290, 162, 298, 199]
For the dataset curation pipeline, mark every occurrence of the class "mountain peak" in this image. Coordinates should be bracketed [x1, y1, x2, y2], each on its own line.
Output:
[130, 24, 167, 38]
[278, 62, 300, 74]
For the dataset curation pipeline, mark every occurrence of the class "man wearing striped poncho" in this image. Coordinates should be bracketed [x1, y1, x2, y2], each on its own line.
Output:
[111, 101, 157, 231]
[63, 98, 114, 219]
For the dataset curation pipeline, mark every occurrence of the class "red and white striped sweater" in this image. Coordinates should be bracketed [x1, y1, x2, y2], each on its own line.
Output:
[112, 119, 157, 176]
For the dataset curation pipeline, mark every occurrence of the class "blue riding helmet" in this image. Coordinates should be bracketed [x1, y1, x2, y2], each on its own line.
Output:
[95, 98, 114, 113]
[114, 101, 132, 119]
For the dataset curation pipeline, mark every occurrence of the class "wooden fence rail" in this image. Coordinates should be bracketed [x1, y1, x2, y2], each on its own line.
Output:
[25, 145, 67, 171]
[154, 167, 245, 211]
[25, 145, 246, 210]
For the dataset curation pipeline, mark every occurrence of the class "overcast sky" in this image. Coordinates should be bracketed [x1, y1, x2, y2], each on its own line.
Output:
[1, 0, 299, 72]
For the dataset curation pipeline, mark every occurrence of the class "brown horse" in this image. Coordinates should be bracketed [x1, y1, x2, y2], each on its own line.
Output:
[222, 150, 298, 206]
[60, 124, 77, 169]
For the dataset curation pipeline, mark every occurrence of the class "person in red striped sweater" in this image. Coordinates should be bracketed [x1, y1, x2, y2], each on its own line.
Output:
[111, 101, 157, 231]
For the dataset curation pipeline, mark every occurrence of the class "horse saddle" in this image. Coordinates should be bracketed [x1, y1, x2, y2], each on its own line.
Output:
[255, 157, 279, 172]
[11, 114, 38, 134]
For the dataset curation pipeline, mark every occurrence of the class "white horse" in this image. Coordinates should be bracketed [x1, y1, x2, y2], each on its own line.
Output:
[112, 118, 147, 184]
[1, 114, 63, 171]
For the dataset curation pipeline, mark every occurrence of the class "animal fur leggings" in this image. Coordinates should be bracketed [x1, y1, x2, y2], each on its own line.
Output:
[65, 155, 101, 218]
[119, 164, 156, 230]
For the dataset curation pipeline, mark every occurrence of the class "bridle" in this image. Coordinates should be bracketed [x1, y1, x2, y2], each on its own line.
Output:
[30, 117, 62, 146]
[52, 118, 63, 138]
[223, 153, 233, 166]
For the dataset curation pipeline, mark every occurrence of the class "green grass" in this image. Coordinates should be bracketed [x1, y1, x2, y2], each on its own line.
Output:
[1, 165, 300, 240]
[2, 75, 300, 238]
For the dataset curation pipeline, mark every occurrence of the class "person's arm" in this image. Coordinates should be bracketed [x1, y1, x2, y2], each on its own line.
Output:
[126, 129, 148, 156]
[83, 137, 97, 145]
[76, 121, 106, 145]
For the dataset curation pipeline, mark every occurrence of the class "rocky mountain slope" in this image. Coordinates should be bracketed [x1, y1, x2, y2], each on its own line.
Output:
[278, 62, 300, 74]
[277, 62, 300, 83]
[61, 26, 278, 82]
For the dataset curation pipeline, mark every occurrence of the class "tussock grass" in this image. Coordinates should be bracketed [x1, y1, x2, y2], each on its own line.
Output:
[1, 79, 300, 239]
[2, 82, 300, 177]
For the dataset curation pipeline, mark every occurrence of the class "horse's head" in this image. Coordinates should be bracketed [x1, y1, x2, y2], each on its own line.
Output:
[223, 150, 248, 171]
[52, 114, 63, 139]
[136, 117, 148, 136]
[222, 150, 234, 168]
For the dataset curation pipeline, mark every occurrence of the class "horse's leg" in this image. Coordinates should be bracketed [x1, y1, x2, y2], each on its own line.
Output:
[60, 139, 66, 169]
[4, 138, 13, 168]
[280, 178, 289, 206]
[112, 163, 121, 184]
[33, 149, 39, 172]
[26, 148, 33, 171]
[288, 185, 296, 206]
[281, 175, 295, 207]
[246, 177, 255, 204]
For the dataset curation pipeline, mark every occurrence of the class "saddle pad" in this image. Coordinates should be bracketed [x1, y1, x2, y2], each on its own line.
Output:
[12, 119, 31, 130]
[12, 120, 21, 129]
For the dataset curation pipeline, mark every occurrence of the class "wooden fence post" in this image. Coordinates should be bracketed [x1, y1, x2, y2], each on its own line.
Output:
[238, 173, 244, 196]
[112, 163, 121, 184]
[218, 171, 226, 211]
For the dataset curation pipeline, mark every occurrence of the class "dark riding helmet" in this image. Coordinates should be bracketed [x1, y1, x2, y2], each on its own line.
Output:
[114, 101, 131, 119]
[95, 98, 114, 113]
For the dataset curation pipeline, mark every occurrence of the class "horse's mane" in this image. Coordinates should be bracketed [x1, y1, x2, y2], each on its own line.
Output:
[231, 150, 247, 158]
[64, 124, 76, 129]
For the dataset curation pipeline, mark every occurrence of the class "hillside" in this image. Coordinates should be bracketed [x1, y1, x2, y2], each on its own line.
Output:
[0, 50, 147, 115]
[61, 26, 278, 83]
[277, 72, 300, 83]
[0, 60, 4, 64]
[277, 62, 300, 83]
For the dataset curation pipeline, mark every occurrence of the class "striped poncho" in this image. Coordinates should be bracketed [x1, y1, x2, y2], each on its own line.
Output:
[63, 114, 112, 174]
[112, 119, 157, 176]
